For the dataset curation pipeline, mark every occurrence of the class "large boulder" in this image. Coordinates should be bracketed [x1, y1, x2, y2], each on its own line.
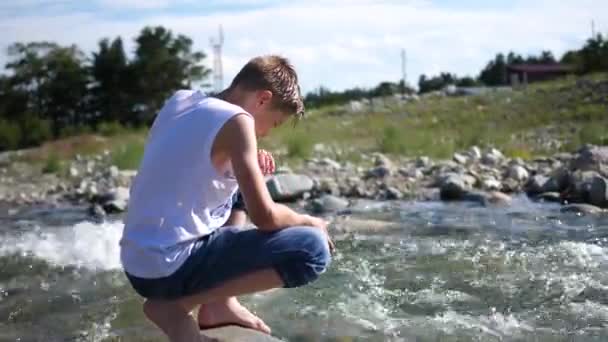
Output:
[266, 174, 314, 201]
[439, 174, 475, 200]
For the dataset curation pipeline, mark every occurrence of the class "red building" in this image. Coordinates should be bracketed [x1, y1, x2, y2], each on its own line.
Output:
[506, 64, 576, 86]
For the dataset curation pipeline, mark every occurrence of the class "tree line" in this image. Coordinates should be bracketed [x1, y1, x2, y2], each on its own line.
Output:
[0, 26, 209, 150]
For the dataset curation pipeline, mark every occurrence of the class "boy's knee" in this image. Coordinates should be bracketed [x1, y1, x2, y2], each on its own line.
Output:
[277, 226, 332, 288]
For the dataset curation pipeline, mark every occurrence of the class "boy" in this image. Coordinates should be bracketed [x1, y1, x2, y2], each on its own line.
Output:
[119, 55, 334, 342]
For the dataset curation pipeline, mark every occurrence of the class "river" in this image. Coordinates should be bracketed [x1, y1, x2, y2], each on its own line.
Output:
[1, 197, 608, 341]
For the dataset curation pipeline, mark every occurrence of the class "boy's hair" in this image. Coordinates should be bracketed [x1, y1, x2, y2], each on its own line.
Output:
[229, 55, 304, 120]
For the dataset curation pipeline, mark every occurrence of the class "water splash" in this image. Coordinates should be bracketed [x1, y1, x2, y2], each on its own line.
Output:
[0, 220, 124, 271]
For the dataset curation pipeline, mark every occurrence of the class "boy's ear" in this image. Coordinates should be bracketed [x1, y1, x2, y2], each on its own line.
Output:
[257, 90, 273, 106]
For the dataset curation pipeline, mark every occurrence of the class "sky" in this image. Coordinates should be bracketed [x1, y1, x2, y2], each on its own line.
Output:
[0, 0, 606, 93]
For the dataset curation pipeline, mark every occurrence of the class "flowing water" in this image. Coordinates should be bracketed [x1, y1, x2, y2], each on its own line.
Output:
[2, 197, 608, 341]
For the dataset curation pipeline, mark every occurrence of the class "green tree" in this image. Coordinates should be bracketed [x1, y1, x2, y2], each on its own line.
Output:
[131, 26, 211, 125]
[478, 53, 507, 86]
[91, 37, 133, 125]
[5, 42, 89, 136]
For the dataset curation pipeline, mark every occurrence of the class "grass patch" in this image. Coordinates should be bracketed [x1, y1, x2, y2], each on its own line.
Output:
[41, 153, 64, 174]
[111, 140, 145, 170]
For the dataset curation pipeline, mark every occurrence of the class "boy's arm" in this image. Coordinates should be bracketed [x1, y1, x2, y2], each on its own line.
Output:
[220, 114, 313, 231]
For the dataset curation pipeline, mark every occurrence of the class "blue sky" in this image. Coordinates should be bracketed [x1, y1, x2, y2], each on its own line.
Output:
[1, 0, 606, 93]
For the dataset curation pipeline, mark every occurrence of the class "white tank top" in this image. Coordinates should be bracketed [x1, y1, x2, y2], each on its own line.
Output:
[119, 90, 250, 278]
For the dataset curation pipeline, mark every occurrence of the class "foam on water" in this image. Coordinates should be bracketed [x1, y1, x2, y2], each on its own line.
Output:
[433, 309, 534, 338]
[0, 220, 124, 271]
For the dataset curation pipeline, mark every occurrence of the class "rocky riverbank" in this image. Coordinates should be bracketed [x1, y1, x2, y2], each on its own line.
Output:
[0, 144, 607, 217]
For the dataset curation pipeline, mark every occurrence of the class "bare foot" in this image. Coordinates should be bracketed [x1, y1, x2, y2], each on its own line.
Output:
[198, 297, 271, 335]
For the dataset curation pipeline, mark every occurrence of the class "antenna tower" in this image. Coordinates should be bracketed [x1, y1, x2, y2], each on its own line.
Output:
[210, 25, 224, 93]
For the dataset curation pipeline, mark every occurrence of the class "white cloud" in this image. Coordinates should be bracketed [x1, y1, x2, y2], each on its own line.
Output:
[0, 1, 606, 92]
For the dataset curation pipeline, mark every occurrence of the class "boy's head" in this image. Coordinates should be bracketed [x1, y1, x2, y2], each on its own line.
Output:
[226, 55, 304, 137]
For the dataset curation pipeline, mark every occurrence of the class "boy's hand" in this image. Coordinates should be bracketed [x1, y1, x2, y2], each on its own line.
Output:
[303, 214, 336, 254]
[257, 149, 275, 176]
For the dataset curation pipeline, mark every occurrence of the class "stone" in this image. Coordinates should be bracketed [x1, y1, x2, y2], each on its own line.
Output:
[373, 153, 393, 168]
[439, 174, 472, 200]
[201, 326, 284, 342]
[319, 158, 341, 170]
[560, 203, 605, 215]
[95, 186, 130, 213]
[453, 153, 468, 165]
[536, 192, 562, 203]
[366, 166, 391, 178]
[481, 148, 504, 166]
[108, 165, 120, 179]
[524, 175, 549, 195]
[468, 146, 482, 160]
[459, 190, 511, 206]
[88, 203, 106, 218]
[274, 166, 292, 174]
[542, 168, 571, 193]
[508, 165, 529, 182]
[589, 177, 608, 208]
[317, 178, 340, 196]
[309, 195, 349, 214]
[398, 168, 420, 179]
[385, 186, 403, 200]
[266, 174, 314, 201]
[416, 156, 432, 168]
[330, 217, 402, 234]
[481, 177, 502, 191]
[571, 145, 608, 171]
[69, 166, 79, 178]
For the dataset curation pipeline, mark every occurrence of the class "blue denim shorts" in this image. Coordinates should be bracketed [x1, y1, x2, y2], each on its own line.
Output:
[125, 226, 331, 300]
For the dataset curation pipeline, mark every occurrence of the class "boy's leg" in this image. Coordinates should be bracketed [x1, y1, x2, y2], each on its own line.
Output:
[144, 226, 331, 340]
[194, 191, 250, 330]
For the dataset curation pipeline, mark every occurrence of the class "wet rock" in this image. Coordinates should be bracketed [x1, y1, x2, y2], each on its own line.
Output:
[589, 177, 608, 208]
[560, 203, 605, 215]
[93, 186, 130, 213]
[88, 203, 106, 219]
[309, 195, 349, 214]
[525, 175, 549, 195]
[330, 217, 402, 234]
[439, 174, 473, 200]
[201, 326, 284, 342]
[508, 165, 529, 182]
[267, 174, 314, 201]
[461, 190, 512, 206]
[571, 145, 608, 171]
[542, 168, 570, 193]
[536, 192, 562, 203]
